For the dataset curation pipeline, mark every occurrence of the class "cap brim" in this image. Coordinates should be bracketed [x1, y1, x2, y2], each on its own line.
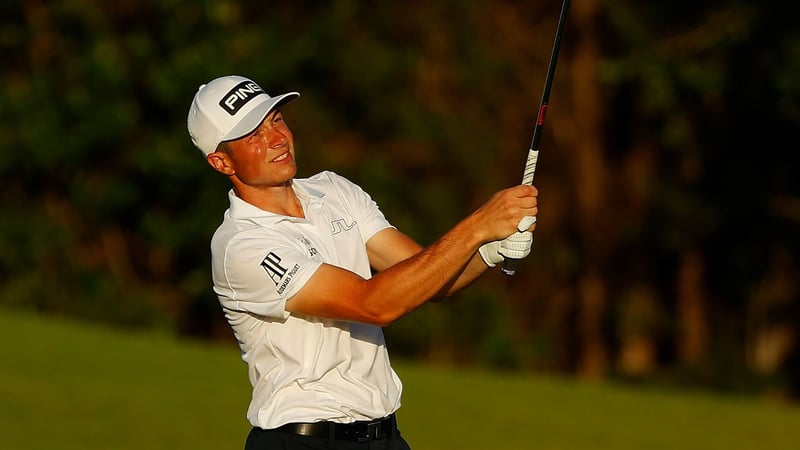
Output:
[221, 92, 300, 142]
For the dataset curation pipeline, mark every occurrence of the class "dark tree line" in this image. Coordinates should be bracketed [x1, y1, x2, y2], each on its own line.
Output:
[1, 0, 797, 397]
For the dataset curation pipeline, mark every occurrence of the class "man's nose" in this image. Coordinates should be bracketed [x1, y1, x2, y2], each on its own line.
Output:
[269, 130, 288, 147]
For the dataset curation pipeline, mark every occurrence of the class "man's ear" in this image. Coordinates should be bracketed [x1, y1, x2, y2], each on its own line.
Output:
[207, 152, 235, 176]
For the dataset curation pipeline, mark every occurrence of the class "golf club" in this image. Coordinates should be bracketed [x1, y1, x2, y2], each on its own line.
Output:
[501, 0, 571, 276]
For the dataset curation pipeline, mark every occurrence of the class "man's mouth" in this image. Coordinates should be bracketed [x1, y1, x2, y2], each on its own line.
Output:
[272, 152, 290, 163]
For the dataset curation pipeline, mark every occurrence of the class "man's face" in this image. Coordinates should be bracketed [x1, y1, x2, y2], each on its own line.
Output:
[224, 110, 297, 187]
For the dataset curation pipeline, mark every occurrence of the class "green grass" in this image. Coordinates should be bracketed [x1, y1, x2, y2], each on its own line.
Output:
[1, 308, 798, 450]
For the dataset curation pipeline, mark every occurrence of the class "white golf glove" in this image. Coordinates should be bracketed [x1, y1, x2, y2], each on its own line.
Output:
[478, 240, 504, 267]
[498, 214, 536, 260]
[498, 231, 533, 260]
[479, 232, 533, 267]
[479, 215, 536, 267]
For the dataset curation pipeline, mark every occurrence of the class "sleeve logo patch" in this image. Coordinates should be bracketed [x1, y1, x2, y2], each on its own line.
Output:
[298, 236, 319, 258]
[260, 252, 300, 295]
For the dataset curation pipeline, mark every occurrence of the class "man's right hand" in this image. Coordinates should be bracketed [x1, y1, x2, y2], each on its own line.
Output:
[471, 184, 539, 243]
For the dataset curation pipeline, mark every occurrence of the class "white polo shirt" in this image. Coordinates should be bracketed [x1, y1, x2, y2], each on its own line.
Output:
[210, 171, 402, 429]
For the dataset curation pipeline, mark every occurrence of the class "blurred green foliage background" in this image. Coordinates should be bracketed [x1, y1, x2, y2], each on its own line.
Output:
[1, 0, 798, 398]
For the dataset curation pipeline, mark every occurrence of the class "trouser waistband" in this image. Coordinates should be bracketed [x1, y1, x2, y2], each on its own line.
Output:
[274, 414, 396, 442]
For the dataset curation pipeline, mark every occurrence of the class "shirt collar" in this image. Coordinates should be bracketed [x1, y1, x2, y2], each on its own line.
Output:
[227, 179, 326, 223]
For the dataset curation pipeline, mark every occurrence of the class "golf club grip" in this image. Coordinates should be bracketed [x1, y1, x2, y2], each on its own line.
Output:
[501, 149, 539, 275]
[519, 148, 540, 187]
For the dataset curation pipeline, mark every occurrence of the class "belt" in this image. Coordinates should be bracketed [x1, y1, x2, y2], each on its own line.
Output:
[275, 414, 395, 442]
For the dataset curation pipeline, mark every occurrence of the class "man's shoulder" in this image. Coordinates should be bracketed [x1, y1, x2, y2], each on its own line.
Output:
[210, 215, 287, 264]
[299, 171, 364, 196]
[301, 170, 350, 185]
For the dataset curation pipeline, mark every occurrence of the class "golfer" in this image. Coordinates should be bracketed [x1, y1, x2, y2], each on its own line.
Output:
[187, 75, 538, 450]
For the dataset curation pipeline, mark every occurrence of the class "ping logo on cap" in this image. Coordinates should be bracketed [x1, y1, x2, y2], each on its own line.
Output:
[219, 81, 265, 115]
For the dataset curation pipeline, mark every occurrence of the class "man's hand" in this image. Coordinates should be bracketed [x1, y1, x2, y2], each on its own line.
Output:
[498, 231, 533, 260]
[470, 185, 539, 244]
[479, 225, 535, 268]
[478, 241, 504, 267]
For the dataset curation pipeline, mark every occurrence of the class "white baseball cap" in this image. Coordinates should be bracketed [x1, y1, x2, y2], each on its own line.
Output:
[187, 75, 299, 155]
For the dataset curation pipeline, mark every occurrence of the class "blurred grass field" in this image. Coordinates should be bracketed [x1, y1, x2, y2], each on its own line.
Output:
[1, 308, 798, 450]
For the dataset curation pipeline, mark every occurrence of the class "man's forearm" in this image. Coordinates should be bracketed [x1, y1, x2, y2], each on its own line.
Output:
[363, 216, 486, 321]
[434, 252, 490, 298]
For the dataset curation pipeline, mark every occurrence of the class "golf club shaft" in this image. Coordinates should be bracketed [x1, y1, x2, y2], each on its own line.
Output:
[501, 0, 570, 276]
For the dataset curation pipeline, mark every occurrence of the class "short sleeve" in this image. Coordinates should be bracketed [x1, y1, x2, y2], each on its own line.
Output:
[323, 171, 394, 242]
[212, 232, 323, 319]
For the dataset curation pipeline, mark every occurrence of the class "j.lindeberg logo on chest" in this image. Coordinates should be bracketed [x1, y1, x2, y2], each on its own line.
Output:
[219, 81, 265, 115]
[330, 218, 356, 235]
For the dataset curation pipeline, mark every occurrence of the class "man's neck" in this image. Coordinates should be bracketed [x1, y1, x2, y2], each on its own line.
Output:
[234, 181, 305, 218]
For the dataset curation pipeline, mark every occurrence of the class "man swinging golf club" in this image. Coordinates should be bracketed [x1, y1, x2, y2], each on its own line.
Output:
[187, 75, 538, 449]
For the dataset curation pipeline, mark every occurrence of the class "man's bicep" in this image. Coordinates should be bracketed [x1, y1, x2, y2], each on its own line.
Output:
[366, 228, 423, 272]
[284, 263, 373, 322]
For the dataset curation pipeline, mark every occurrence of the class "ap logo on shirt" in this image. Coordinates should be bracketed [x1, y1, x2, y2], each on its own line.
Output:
[261, 252, 300, 295]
